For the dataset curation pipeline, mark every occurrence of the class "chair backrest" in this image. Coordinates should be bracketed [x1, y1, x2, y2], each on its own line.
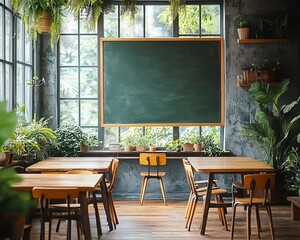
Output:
[66, 170, 94, 175]
[32, 187, 80, 200]
[243, 173, 275, 204]
[182, 158, 193, 182]
[108, 158, 119, 191]
[139, 153, 167, 166]
[184, 163, 198, 195]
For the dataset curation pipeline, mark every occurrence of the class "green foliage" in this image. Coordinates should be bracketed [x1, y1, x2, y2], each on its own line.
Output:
[265, 13, 288, 38]
[239, 79, 300, 169]
[51, 125, 84, 157]
[134, 135, 149, 147]
[0, 101, 17, 148]
[81, 131, 99, 148]
[0, 168, 36, 214]
[169, 0, 186, 20]
[11, 0, 67, 49]
[233, 14, 251, 28]
[251, 59, 280, 71]
[284, 148, 300, 194]
[166, 139, 184, 152]
[201, 135, 223, 156]
[121, 0, 138, 20]
[26, 76, 46, 87]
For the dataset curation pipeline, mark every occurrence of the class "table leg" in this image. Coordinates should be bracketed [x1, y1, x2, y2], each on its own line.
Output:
[100, 175, 113, 231]
[79, 191, 92, 240]
[200, 172, 214, 235]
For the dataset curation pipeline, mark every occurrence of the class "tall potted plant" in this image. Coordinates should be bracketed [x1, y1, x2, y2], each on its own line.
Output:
[239, 79, 300, 203]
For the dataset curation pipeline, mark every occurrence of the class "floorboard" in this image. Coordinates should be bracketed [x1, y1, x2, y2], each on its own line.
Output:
[29, 200, 300, 239]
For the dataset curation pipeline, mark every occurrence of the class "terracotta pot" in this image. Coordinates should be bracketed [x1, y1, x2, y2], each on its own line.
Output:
[39, 11, 51, 33]
[237, 27, 249, 39]
[136, 146, 146, 152]
[124, 146, 134, 152]
[149, 146, 157, 152]
[181, 143, 194, 152]
[80, 143, 89, 152]
[193, 143, 202, 152]
[0, 152, 9, 166]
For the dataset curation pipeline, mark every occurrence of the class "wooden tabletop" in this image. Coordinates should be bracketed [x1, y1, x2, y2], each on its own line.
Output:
[26, 157, 113, 173]
[187, 156, 274, 173]
[12, 174, 103, 191]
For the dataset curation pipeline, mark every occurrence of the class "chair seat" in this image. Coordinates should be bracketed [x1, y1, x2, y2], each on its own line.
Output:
[235, 197, 271, 205]
[140, 171, 166, 177]
[50, 203, 81, 209]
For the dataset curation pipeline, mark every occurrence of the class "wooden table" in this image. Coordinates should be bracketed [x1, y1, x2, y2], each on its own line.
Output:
[187, 156, 274, 235]
[12, 173, 102, 240]
[26, 157, 115, 232]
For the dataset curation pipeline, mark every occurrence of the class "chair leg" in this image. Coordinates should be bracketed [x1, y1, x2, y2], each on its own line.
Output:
[76, 219, 81, 240]
[140, 177, 148, 205]
[185, 191, 192, 219]
[55, 219, 61, 232]
[48, 218, 52, 240]
[187, 196, 198, 231]
[92, 192, 102, 237]
[185, 194, 193, 228]
[110, 192, 119, 224]
[267, 206, 275, 240]
[255, 205, 261, 238]
[158, 177, 167, 206]
[246, 206, 252, 240]
[230, 204, 237, 240]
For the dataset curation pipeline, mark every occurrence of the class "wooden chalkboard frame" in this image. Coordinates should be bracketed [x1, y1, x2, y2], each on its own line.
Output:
[100, 38, 224, 127]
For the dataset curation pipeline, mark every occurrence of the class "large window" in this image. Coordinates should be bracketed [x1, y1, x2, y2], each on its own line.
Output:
[0, 0, 33, 115]
[59, 1, 223, 148]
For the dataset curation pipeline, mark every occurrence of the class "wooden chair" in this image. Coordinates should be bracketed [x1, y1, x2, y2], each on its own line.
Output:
[32, 187, 82, 240]
[139, 153, 167, 206]
[230, 173, 275, 240]
[183, 162, 228, 231]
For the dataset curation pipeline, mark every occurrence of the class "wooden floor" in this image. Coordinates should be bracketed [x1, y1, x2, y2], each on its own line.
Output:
[30, 200, 300, 239]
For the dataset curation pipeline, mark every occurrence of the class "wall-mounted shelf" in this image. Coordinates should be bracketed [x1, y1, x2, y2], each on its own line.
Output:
[237, 81, 280, 87]
[237, 38, 289, 44]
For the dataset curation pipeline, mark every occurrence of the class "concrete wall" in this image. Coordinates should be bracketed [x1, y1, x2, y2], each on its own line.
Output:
[40, 0, 300, 200]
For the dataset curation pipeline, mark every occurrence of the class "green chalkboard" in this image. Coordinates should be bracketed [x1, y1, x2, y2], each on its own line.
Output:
[100, 38, 224, 126]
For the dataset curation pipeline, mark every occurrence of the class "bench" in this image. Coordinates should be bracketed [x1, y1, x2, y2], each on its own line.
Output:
[287, 196, 300, 220]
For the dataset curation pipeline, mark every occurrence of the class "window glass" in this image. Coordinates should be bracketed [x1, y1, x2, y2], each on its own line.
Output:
[25, 31, 32, 64]
[0, 63, 3, 100]
[25, 66, 32, 115]
[80, 35, 97, 66]
[179, 127, 200, 140]
[80, 100, 98, 126]
[16, 18, 23, 61]
[80, 18, 97, 34]
[16, 63, 24, 106]
[60, 67, 78, 98]
[5, 9, 12, 61]
[104, 7, 118, 37]
[0, 9, 3, 59]
[120, 6, 143, 38]
[60, 36, 79, 66]
[145, 127, 173, 147]
[5, 64, 11, 103]
[145, 6, 172, 37]
[104, 127, 119, 147]
[80, 68, 97, 98]
[201, 5, 220, 35]
[60, 10, 78, 34]
[179, 5, 200, 35]
[60, 100, 79, 125]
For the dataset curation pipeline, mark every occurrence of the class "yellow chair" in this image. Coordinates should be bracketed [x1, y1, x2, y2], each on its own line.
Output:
[230, 173, 275, 240]
[32, 187, 82, 240]
[183, 162, 228, 231]
[139, 153, 167, 206]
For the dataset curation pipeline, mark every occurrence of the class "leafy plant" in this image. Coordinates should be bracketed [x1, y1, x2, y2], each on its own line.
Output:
[81, 131, 99, 148]
[284, 148, 300, 195]
[0, 101, 17, 148]
[251, 59, 280, 71]
[11, 0, 67, 49]
[239, 79, 300, 169]
[51, 125, 83, 157]
[166, 139, 184, 152]
[26, 76, 46, 87]
[189, 135, 205, 145]
[265, 13, 288, 38]
[134, 135, 149, 147]
[120, 135, 135, 148]
[201, 135, 223, 156]
[169, 0, 186, 20]
[233, 14, 252, 28]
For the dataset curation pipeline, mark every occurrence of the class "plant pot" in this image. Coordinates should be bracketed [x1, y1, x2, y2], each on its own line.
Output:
[39, 11, 51, 33]
[237, 27, 249, 39]
[181, 143, 194, 152]
[257, 70, 277, 82]
[243, 69, 257, 82]
[136, 146, 146, 152]
[149, 146, 157, 152]
[80, 143, 89, 152]
[271, 168, 288, 205]
[124, 146, 134, 152]
[193, 143, 202, 152]
[0, 212, 26, 240]
[0, 152, 9, 166]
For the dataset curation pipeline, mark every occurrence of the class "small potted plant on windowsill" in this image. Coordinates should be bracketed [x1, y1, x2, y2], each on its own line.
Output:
[233, 14, 252, 39]
[166, 139, 184, 152]
[135, 135, 148, 152]
[80, 132, 98, 152]
[190, 135, 205, 152]
[120, 136, 135, 152]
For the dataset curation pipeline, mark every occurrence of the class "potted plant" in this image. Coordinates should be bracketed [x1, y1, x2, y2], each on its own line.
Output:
[239, 79, 300, 203]
[251, 59, 281, 82]
[201, 134, 223, 156]
[233, 14, 252, 39]
[255, 16, 266, 39]
[80, 132, 98, 152]
[147, 136, 157, 152]
[265, 13, 288, 38]
[190, 135, 205, 152]
[135, 135, 148, 152]
[284, 148, 300, 196]
[0, 101, 36, 239]
[166, 139, 184, 152]
[181, 136, 194, 152]
[11, 0, 67, 49]
[120, 135, 135, 152]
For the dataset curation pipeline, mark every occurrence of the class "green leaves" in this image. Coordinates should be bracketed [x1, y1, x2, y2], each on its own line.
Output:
[0, 101, 17, 148]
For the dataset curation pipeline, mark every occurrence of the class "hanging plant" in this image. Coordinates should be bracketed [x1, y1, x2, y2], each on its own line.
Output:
[169, 0, 186, 20]
[121, 0, 138, 20]
[11, 0, 67, 49]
